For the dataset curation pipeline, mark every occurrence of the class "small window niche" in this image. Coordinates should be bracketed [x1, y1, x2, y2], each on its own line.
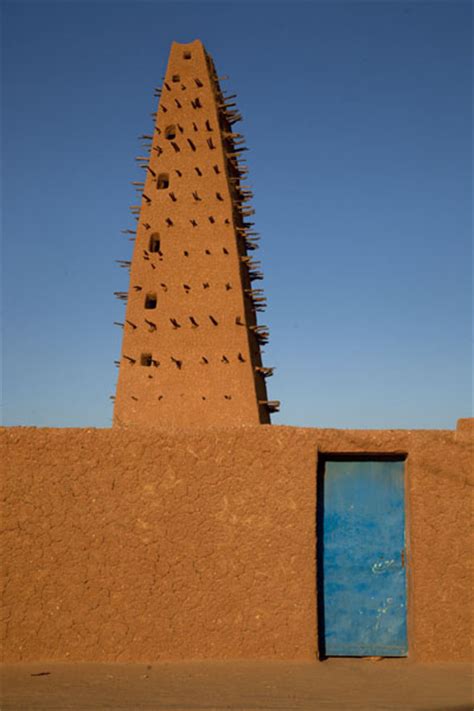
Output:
[164, 125, 176, 140]
[157, 173, 169, 190]
[172, 74, 180, 83]
[183, 51, 192, 60]
[141, 353, 153, 367]
[149, 234, 161, 253]
[144, 292, 157, 309]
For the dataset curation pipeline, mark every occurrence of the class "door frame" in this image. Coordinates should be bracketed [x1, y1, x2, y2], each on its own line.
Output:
[316, 452, 410, 659]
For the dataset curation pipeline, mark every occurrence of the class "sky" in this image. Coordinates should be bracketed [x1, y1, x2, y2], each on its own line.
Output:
[1, 0, 472, 430]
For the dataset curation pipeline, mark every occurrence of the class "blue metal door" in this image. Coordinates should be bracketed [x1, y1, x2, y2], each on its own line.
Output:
[320, 459, 407, 656]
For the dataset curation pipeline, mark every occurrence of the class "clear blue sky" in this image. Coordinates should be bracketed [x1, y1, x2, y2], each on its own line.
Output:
[2, 0, 472, 429]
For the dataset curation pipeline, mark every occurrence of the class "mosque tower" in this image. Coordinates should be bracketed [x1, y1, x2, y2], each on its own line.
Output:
[113, 40, 278, 427]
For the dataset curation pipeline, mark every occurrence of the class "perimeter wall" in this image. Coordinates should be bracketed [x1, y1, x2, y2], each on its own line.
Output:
[1, 421, 472, 663]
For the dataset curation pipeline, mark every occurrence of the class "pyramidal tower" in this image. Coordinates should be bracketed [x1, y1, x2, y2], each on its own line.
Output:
[113, 40, 278, 427]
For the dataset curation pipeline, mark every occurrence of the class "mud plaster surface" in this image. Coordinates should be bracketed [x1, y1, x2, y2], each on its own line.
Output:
[1, 423, 472, 663]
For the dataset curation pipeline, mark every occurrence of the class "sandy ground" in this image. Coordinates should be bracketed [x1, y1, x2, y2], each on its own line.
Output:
[1, 659, 472, 711]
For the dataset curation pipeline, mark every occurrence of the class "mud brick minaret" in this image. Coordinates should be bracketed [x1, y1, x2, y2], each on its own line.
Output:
[113, 40, 278, 427]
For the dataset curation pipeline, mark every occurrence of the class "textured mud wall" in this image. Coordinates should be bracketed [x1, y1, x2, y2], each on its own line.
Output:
[1, 423, 471, 663]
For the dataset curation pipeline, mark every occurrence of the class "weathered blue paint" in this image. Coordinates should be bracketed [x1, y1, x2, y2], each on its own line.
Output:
[321, 460, 407, 656]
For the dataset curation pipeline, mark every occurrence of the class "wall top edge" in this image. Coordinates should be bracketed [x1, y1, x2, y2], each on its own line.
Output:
[456, 417, 474, 431]
[0, 423, 465, 436]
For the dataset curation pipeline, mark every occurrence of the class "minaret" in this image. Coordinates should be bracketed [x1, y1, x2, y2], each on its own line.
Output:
[113, 40, 278, 427]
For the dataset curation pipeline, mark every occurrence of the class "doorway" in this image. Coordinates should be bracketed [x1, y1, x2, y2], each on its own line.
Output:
[317, 457, 408, 657]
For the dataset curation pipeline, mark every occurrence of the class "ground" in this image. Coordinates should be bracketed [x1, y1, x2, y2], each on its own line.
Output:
[1, 660, 471, 710]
